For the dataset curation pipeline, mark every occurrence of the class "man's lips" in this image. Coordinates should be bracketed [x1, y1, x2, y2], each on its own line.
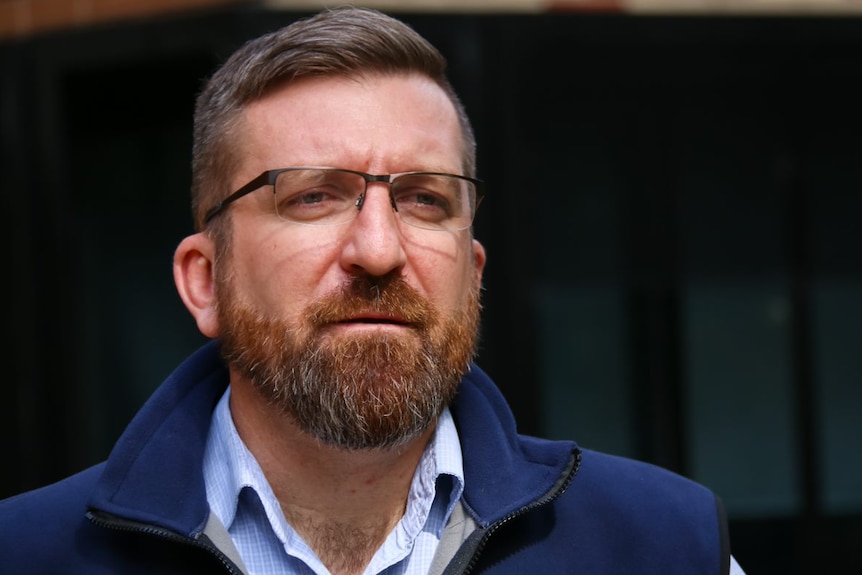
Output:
[335, 312, 412, 326]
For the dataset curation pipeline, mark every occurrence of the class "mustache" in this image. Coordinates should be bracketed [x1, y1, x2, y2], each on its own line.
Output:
[307, 274, 435, 328]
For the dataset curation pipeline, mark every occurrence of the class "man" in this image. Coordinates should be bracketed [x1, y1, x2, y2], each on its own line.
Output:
[0, 7, 745, 574]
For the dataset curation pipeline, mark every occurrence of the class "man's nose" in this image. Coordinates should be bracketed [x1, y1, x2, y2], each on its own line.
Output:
[338, 183, 407, 277]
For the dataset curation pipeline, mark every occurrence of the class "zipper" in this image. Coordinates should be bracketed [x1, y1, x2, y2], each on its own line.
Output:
[86, 448, 581, 575]
[86, 510, 242, 574]
[455, 447, 582, 575]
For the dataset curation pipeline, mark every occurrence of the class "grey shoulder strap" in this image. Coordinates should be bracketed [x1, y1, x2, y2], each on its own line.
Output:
[200, 511, 250, 575]
[428, 499, 478, 575]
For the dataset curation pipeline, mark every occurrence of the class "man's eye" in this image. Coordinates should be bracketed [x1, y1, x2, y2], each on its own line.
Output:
[294, 191, 327, 205]
[276, 185, 354, 222]
[413, 192, 447, 207]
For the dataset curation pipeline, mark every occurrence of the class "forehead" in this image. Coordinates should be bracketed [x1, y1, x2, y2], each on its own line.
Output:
[236, 74, 464, 172]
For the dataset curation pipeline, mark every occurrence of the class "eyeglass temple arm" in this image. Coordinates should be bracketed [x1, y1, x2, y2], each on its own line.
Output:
[203, 171, 275, 224]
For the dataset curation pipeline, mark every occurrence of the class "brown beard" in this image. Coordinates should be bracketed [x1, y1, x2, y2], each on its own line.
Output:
[216, 270, 481, 450]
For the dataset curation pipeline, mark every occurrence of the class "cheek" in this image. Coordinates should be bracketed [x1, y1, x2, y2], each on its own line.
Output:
[409, 238, 477, 310]
[228, 228, 341, 312]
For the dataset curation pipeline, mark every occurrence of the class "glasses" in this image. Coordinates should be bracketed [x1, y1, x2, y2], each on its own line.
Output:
[203, 167, 485, 232]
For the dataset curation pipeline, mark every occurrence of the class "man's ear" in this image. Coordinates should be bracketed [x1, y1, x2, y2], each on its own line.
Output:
[173, 233, 220, 338]
[472, 238, 486, 286]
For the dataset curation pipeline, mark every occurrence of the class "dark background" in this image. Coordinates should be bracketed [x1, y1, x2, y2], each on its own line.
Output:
[2, 6, 861, 573]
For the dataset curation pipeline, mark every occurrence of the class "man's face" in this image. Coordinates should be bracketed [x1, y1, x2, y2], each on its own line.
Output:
[214, 74, 486, 450]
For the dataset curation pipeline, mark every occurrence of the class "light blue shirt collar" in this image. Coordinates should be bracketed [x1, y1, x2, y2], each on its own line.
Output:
[203, 386, 465, 575]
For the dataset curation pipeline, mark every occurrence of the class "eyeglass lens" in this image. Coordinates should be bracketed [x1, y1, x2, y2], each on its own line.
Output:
[272, 169, 476, 231]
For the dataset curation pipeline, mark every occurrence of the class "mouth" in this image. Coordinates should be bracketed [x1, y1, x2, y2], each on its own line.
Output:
[336, 313, 413, 327]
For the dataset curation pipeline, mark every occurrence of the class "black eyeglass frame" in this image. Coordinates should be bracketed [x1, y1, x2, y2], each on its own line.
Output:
[203, 167, 485, 227]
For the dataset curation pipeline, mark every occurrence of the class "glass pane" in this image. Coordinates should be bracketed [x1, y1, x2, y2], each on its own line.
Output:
[683, 282, 799, 516]
[814, 281, 862, 512]
[528, 118, 631, 455]
[676, 100, 799, 516]
[809, 141, 862, 513]
[533, 284, 632, 455]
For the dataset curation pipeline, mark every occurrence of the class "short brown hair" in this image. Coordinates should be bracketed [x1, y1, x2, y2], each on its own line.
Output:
[191, 6, 477, 240]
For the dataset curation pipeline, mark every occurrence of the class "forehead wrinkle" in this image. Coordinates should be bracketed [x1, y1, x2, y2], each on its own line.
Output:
[239, 75, 462, 174]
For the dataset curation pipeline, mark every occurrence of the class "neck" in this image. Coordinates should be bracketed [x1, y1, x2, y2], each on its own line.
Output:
[228, 376, 436, 575]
